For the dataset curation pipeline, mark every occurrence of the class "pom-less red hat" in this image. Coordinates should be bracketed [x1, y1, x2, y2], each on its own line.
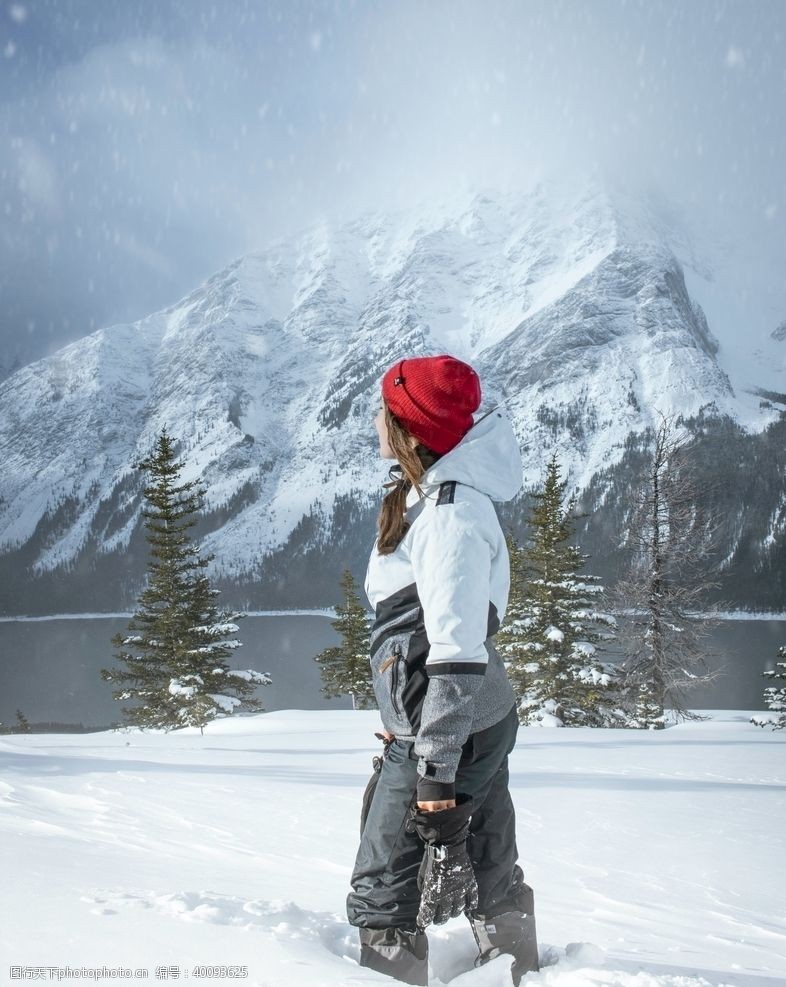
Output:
[381, 354, 482, 455]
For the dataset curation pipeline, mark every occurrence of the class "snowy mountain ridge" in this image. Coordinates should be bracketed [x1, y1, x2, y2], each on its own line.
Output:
[0, 176, 782, 611]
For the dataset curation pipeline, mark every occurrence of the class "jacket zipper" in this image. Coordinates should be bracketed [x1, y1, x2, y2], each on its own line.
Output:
[390, 643, 403, 715]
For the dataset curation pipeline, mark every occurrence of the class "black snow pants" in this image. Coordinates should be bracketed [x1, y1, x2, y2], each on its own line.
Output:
[346, 702, 538, 984]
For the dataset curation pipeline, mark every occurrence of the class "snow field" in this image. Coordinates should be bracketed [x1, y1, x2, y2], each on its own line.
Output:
[0, 708, 784, 987]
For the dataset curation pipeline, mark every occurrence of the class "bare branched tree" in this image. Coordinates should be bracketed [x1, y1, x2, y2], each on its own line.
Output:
[610, 411, 726, 728]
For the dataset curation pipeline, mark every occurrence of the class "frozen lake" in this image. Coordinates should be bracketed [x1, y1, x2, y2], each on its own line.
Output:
[0, 612, 782, 727]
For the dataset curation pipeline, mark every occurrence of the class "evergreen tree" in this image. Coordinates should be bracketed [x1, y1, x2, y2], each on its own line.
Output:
[15, 709, 31, 733]
[314, 568, 375, 710]
[501, 454, 623, 727]
[751, 646, 786, 730]
[496, 528, 529, 669]
[101, 426, 271, 733]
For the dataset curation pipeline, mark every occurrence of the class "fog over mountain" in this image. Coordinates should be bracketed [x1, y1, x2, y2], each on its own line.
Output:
[1, 0, 784, 384]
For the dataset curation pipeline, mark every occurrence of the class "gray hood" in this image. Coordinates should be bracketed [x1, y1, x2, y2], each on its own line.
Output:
[420, 404, 523, 502]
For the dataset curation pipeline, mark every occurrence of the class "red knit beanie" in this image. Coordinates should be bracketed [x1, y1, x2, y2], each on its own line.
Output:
[381, 354, 482, 455]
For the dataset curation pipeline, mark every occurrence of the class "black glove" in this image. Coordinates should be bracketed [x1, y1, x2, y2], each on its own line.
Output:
[409, 793, 479, 929]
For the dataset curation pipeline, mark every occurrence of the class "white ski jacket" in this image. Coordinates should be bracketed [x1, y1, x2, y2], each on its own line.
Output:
[364, 404, 523, 802]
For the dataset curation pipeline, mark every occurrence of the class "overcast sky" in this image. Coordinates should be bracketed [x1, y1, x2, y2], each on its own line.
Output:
[1, 0, 784, 374]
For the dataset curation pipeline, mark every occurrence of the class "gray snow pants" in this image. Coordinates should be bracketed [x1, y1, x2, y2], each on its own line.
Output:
[346, 702, 536, 976]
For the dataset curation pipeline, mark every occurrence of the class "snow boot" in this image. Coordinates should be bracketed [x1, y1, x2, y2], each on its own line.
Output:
[358, 926, 429, 985]
[469, 886, 539, 984]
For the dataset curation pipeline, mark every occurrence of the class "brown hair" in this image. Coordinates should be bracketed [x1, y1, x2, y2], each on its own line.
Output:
[376, 401, 442, 555]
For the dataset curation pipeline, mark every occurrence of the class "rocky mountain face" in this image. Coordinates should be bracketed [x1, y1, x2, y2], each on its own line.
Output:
[0, 177, 783, 615]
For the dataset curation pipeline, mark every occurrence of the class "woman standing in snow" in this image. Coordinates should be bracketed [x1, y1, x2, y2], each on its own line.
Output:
[346, 354, 540, 986]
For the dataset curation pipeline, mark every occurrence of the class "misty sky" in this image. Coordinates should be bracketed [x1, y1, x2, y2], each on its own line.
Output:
[0, 0, 784, 374]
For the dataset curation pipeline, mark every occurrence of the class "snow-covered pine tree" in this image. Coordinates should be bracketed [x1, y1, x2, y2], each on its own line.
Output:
[506, 527, 529, 598]
[611, 412, 722, 729]
[751, 645, 786, 730]
[15, 709, 31, 733]
[101, 426, 271, 733]
[503, 453, 623, 727]
[314, 568, 376, 710]
[495, 528, 529, 676]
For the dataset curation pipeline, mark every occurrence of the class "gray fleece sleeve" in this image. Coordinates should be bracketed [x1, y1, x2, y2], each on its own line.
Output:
[409, 503, 492, 801]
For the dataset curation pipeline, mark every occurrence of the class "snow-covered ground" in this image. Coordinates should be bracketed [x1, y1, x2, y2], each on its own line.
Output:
[1, 709, 784, 987]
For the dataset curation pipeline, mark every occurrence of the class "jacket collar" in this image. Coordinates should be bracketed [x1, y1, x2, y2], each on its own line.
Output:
[421, 404, 523, 502]
[401, 403, 522, 520]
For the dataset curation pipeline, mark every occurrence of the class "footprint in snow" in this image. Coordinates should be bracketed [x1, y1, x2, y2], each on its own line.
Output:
[84, 891, 652, 984]
[80, 889, 359, 961]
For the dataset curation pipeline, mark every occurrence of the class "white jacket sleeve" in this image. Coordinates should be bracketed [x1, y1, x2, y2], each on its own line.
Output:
[409, 501, 492, 800]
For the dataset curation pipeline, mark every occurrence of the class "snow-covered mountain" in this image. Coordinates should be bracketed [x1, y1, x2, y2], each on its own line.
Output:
[1, 176, 784, 613]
